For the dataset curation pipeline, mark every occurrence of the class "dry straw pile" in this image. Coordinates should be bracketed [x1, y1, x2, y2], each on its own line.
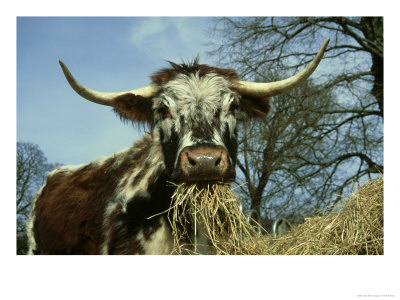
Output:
[250, 176, 384, 255]
[166, 176, 383, 255]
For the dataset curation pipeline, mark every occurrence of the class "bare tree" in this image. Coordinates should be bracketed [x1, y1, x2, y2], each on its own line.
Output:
[209, 17, 383, 226]
[236, 79, 336, 226]
[17, 142, 58, 254]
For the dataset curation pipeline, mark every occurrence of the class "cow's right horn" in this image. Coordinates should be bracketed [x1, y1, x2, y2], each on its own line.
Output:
[234, 39, 330, 97]
[59, 60, 156, 106]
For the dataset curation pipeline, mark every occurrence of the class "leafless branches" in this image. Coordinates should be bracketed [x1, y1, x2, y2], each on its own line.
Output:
[16, 142, 59, 254]
[209, 17, 383, 226]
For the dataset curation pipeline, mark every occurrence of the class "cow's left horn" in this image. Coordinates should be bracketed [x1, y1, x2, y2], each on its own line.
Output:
[59, 60, 156, 106]
[235, 39, 330, 97]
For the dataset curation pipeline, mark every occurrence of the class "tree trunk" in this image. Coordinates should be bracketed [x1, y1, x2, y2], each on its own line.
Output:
[361, 17, 383, 115]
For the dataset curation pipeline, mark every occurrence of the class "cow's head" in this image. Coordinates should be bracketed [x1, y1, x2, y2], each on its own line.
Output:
[59, 39, 329, 183]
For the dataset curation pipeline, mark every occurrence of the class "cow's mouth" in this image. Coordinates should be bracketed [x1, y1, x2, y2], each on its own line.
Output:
[168, 182, 258, 254]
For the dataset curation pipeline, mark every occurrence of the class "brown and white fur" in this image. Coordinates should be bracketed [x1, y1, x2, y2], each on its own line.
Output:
[27, 59, 271, 254]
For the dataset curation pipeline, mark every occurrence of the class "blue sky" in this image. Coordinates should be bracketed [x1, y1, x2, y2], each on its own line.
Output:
[17, 17, 217, 165]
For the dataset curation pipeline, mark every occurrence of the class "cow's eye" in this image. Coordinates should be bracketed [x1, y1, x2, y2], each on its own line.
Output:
[158, 104, 171, 118]
[228, 102, 239, 114]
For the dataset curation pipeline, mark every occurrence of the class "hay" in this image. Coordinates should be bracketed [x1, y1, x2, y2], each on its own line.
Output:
[156, 176, 383, 255]
[167, 182, 266, 254]
[245, 176, 384, 255]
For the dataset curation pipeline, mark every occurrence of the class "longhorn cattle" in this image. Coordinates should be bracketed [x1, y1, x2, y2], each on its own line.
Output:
[272, 218, 292, 237]
[26, 39, 329, 254]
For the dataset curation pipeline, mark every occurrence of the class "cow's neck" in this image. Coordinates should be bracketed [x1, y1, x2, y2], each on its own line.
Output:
[102, 130, 173, 254]
[103, 130, 212, 254]
[114, 130, 166, 212]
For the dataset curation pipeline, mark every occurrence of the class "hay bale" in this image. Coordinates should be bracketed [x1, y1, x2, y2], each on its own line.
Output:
[159, 176, 383, 255]
[247, 176, 384, 255]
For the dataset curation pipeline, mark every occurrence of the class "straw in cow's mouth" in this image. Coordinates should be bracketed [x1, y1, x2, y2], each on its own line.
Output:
[166, 182, 266, 254]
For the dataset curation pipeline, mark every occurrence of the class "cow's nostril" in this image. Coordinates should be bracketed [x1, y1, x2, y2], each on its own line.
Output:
[187, 153, 197, 166]
[178, 146, 230, 182]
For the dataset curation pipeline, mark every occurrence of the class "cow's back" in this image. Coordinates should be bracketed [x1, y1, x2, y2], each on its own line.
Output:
[27, 133, 173, 255]
[27, 149, 133, 254]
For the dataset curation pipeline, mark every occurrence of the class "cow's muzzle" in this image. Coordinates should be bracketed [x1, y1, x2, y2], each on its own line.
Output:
[172, 145, 234, 182]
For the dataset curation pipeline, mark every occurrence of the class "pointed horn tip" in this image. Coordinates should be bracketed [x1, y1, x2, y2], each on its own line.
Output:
[58, 60, 69, 73]
[322, 38, 330, 49]
[234, 39, 331, 97]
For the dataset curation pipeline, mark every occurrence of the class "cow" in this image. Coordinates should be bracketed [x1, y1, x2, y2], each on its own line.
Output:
[246, 210, 290, 237]
[272, 218, 292, 237]
[26, 39, 329, 255]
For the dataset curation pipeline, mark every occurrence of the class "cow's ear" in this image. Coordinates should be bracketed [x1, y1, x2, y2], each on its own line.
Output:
[112, 93, 154, 124]
[238, 95, 270, 120]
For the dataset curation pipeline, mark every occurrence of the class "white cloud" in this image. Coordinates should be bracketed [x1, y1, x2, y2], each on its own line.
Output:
[130, 17, 214, 64]
[131, 18, 170, 44]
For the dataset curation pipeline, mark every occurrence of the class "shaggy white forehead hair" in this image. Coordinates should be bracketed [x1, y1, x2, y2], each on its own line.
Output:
[161, 71, 236, 126]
